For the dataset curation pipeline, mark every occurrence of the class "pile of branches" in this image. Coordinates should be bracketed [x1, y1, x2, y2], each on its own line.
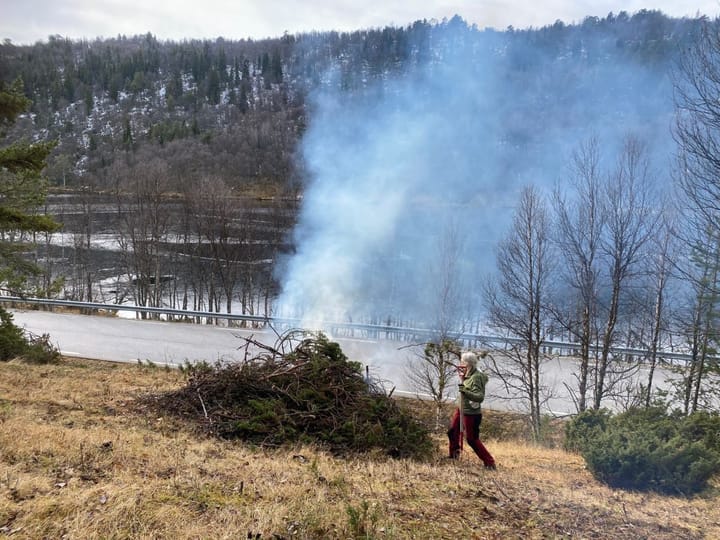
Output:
[152, 330, 433, 460]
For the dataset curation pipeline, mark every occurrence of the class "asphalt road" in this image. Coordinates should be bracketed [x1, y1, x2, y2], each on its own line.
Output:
[10, 308, 426, 393]
[11, 309, 680, 416]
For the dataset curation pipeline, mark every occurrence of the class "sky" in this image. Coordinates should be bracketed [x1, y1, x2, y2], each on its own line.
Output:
[2, 0, 718, 44]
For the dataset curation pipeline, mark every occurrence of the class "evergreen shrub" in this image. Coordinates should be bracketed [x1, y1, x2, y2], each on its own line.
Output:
[0, 307, 61, 363]
[565, 406, 720, 495]
[0, 306, 28, 361]
[564, 407, 611, 453]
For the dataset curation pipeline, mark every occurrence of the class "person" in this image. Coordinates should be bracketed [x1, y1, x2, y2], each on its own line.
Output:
[447, 351, 496, 469]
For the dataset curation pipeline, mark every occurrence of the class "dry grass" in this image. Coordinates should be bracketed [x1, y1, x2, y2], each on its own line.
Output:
[0, 358, 718, 539]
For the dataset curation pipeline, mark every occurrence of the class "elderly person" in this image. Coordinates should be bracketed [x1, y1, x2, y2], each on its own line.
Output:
[447, 351, 496, 469]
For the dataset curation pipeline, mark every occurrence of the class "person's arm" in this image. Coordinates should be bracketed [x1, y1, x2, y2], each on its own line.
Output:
[459, 372, 486, 403]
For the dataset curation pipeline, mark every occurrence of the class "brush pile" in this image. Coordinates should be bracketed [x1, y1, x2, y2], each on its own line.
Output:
[153, 330, 433, 460]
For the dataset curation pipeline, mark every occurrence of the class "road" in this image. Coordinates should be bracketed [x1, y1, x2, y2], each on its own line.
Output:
[10, 308, 423, 392]
[11, 309, 681, 416]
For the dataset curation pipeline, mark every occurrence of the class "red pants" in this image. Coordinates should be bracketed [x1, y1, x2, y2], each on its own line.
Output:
[447, 409, 495, 466]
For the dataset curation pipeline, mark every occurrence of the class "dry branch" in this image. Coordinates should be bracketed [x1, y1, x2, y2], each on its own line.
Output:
[147, 329, 433, 459]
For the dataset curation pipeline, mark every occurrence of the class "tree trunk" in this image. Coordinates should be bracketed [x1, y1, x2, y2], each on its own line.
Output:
[594, 273, 620, 410]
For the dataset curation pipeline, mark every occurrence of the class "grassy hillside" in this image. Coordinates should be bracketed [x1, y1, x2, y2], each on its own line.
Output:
[0, 357, 717, 539]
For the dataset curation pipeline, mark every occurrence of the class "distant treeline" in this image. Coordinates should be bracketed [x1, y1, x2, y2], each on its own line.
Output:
[0, 11, 707, 194]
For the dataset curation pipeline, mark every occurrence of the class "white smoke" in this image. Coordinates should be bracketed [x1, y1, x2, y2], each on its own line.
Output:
[275, 21, 676, 330]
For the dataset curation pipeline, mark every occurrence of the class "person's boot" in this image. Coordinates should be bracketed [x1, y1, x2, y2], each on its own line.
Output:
[446, 449, 460, 459]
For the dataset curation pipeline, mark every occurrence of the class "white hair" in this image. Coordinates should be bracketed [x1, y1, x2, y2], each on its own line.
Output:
[460, 351, 478, 368]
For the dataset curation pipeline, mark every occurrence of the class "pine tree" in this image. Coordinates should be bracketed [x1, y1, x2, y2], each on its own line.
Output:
[270, 49, 283, 84]
[122, 117, 133, 149]
[207, 68, 221, 104]
[0, 78, 59, 358]
[0, 78, 59, 294]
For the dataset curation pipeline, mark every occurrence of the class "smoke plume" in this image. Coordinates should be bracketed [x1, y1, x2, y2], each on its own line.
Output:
[275, 19, 677, 331]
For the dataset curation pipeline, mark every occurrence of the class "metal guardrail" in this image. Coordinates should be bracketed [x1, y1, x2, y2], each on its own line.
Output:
[1, 296, 275, 323]
[0, 295, 699, 363]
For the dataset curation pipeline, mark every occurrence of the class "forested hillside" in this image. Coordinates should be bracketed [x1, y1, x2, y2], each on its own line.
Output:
[5, 10, 720, 419]
[0, 11, 704, 195]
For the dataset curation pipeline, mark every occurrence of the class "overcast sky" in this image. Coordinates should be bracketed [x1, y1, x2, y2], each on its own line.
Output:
[2, 1, 718, 44]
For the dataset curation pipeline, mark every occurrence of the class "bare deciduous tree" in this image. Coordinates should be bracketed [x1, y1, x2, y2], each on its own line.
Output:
[552, 137, 604, 412]
[194, 176, 245, 318]
[405, 339, 461, 429]
[674, 21, 720, 232]
[114, 159, 173, 317]
[676, 224, 720, 414]
[428, 219, 469, 336]
[593, 137, 658, 409]
[642, 210, 678, 406]
[405, 220, 467, 427]
[484, 185, 555, 438]
[673, 20, 720, 413]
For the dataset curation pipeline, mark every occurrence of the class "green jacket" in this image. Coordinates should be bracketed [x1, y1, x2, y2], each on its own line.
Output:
[458, 367, 487, 415]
